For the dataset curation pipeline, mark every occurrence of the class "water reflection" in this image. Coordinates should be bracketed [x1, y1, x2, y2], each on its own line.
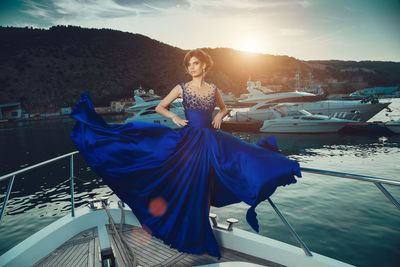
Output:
[233, 132, 400, 157]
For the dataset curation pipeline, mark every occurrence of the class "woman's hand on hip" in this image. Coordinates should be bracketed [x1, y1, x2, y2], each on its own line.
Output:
[172, 115, 188, 127]
[212, 113, 223, 129]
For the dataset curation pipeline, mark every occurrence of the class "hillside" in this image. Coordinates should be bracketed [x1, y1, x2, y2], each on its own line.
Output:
[1, 26, 399, 113]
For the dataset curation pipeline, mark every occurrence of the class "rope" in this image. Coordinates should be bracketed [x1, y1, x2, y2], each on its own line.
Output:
[103, 203, 138, 266]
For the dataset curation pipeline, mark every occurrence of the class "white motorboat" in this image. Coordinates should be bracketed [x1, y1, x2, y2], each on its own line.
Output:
[385, 119, 400, 134]
[125, 95, 185, 128]
[258, 104, 352, 134]
[0, 152, 359, 267]
[237, 81, 390, 122]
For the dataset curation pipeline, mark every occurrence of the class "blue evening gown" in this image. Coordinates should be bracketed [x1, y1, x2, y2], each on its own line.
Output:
[70, 82, 301, 258]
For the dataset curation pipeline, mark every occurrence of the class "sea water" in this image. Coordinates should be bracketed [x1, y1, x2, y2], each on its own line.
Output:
[0, 98, 399, 267]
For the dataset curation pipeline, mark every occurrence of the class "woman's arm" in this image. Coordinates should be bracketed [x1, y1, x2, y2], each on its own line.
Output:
[156, 85, 188, 127]
[212, 89, 229, 129]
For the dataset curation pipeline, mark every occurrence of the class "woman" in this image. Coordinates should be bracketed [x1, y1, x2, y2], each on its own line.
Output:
[155, 49, 227, 129]
[70, 49, 301, 259]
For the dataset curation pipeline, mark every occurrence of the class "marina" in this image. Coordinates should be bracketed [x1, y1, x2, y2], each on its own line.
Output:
[2, 2, 400, 266]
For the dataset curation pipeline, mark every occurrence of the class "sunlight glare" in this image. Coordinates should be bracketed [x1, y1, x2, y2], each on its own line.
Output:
[239, 38, 262, 54]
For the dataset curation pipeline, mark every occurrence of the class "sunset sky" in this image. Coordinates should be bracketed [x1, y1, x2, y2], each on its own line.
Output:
[1, 0, 399, 61]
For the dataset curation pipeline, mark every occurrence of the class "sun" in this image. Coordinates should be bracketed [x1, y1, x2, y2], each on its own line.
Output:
[239, 39, 262, 54]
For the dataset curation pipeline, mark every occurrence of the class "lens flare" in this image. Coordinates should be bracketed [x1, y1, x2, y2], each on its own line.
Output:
[131, 225, 152, 247]
[148, 197, 167, 216]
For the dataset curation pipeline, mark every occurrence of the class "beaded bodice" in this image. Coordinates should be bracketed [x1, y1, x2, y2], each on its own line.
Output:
[179, 82, 217, 112]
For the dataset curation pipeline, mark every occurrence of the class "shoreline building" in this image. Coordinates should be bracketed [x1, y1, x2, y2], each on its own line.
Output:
[0, 102, 22, 120]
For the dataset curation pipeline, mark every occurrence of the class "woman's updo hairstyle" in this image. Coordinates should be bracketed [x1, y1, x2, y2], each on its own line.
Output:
[183, 49, 214, 74]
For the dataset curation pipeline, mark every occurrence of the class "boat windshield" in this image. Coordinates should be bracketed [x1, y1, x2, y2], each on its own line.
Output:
[274, 107, 309, 117]
[301, 117, 324, 120]
[286, 110, 304, 116]
[256, 104, 275, 110]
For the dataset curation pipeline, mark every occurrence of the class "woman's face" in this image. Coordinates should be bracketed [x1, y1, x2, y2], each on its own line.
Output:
[187, 56, 205, 78]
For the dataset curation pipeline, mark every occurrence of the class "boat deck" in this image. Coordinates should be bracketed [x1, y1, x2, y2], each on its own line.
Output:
[34, 224, 284, 267]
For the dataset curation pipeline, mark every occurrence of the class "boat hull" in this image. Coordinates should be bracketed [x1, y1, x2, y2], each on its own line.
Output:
[0, 204, 352, 267]
[386, 122, 400, 134]
[300, 102, 390, 122]
[231, 102, 390, 123]
[260, 121, 348, 133]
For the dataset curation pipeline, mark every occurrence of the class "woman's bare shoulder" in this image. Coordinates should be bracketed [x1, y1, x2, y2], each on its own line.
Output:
[172, 83, 184, 97]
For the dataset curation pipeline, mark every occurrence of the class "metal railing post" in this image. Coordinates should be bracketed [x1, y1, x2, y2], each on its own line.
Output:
[0, 175, 15, 225]
[70, 155, 75, 217]
[267, 198, 313, 256]
[375, 182, 400, 210]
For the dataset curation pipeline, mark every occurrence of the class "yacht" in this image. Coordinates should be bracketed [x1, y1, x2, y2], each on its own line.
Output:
[0, 152, 363, 267]
[238, 81, 326, 105]
[385, 118, 400, 134]
[228, 102, 357, 123]
[237, 81, 390, 122]
[125, 95, 185, 129]
[257, 104, 352, 134]
[1, 152, 398, 266]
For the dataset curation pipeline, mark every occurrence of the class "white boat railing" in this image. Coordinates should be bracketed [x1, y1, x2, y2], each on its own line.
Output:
[1, 152, 399, 257]
[0, 151, 79, 222]
[300, 167, 400, 210]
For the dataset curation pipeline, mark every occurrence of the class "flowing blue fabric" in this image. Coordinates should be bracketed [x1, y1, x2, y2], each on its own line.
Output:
[70, 83, 301, 258]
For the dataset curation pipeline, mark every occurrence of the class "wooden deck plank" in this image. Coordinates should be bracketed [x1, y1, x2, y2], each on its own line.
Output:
[41, 243, 76, 267]
[71, 243, 89, 267]
[33, 228, 98, 267]
[74, 249, 89, 267]
[122, 240, 159, 263]
[127, 247, 155, 267]
[180, 257, 201, 266]
[109, 234, 129, 267]
[126, 243, 161, 267]
[87, 238, 94, 267]
[183, 254, 216, 266]
[38, 247, 66, 267]
[109, 225, 172, 266]
[64, 243, 87, 266]
[118, 238, 161, 267]
[48, 244, 79, 267]
[123, 235, 173, 260]
[127, 239, 180, 265]
[129, 231, 176, 255]
[77, 253, 89, 267]
[123, 229, 176, 258]
[67, 243, 87, 267]
[93, 237, 102, 267]
[161, 253, 188, 266]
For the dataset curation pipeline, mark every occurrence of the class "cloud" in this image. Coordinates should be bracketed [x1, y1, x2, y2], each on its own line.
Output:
[281, 28, 306, 36]
[21, 0, 191, 24]
[114, 0, 190, 9]
[175, 0, 313, 21]
[19, 0, 313, 26]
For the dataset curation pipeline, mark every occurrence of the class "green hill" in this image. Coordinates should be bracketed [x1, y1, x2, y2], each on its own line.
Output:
[1, 25, 399, 113]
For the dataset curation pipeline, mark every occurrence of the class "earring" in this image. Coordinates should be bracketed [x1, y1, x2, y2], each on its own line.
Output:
[202, 68, 205, 72]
